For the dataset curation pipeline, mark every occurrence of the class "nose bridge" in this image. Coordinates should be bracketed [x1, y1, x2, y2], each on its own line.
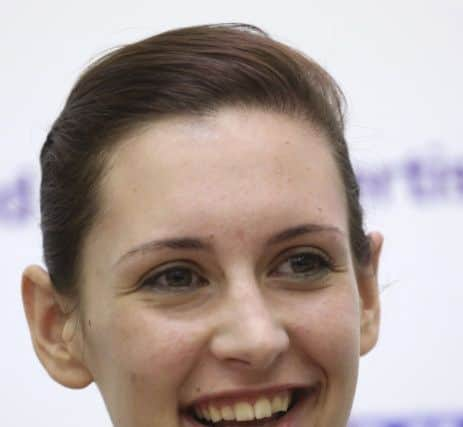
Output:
[209, 273, 290, 370]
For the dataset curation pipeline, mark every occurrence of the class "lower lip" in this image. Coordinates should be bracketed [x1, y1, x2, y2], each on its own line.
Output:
[180, 386, 319, 427]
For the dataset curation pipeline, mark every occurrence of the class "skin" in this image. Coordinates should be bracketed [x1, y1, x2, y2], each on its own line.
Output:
[22, 107, 382, 427]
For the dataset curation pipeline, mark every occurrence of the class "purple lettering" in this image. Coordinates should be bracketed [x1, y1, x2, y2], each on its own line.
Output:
[349, 414, 463, 427]
[0, 174, 33, 224]
[356, 167, 393, 200]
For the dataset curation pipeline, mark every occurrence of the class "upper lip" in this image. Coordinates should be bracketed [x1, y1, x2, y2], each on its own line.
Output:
[181, 383, 314, 410]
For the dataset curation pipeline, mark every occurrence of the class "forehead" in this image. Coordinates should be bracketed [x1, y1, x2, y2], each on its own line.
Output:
[94, 108, 347, 260]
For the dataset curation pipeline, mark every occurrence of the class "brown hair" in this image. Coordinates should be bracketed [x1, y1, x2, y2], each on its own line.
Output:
[40, 23, 370, 297]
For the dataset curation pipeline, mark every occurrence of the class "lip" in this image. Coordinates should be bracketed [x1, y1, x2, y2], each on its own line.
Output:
[180, 384, 320, 427]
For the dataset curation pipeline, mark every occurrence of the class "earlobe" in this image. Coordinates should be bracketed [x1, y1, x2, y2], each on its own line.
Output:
[358, 232, 383, 356]
[21, 265, 93, 389]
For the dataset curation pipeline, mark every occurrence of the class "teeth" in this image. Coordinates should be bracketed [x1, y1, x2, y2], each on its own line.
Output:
[271, 395, 284, 412]
[202, 407, 211, 421]
[209, 405, 221, 422]
[234, 402, 254, 421]
[194, 407, 203, 419]
[282, 390, 290, 411]
[254, 398, 272, 419]
[271, 389, 290, 413]
[195, 390, 292, 423]
[221, 406, 234, 421]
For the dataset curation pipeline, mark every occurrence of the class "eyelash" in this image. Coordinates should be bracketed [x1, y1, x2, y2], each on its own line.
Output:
[138, 249, 334, 293]
[271, 250, 333, 280]
[138, 263, 208, 293]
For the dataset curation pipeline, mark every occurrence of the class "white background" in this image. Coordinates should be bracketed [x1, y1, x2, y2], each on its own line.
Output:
[2, 1, 462, 426]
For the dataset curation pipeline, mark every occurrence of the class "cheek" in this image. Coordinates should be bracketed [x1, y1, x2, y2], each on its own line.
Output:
[86, 305, 206, 391]
[289, 281, 361, 374]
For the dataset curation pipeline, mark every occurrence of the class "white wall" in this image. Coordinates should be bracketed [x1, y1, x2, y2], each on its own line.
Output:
[2, 1, 462, 426]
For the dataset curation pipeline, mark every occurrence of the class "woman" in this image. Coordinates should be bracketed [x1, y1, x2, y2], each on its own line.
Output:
[21, 23, 383, 427]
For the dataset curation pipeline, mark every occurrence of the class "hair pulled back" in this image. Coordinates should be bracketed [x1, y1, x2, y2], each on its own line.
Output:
[40, 23, 370, 296]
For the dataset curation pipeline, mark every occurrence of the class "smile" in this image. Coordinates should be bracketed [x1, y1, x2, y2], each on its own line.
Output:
[184, 386, 318, 426]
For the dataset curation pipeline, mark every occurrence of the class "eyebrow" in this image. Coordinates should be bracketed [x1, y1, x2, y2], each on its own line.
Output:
[114, 223, 344, 267]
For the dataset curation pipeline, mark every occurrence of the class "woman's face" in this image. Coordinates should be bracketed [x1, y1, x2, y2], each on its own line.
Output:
[72, 108, 380, 427]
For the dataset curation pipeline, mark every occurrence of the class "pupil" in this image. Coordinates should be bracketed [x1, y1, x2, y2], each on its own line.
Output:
[290, 254, 318, 273]
[166, 268, 192, 287]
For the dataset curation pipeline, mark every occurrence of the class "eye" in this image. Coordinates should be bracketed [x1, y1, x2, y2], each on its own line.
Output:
[271, 250, 332, 280]
[139, 265, 208, 293]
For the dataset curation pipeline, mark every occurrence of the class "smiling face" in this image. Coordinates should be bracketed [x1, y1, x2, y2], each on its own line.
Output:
[69, 107, 380, 427]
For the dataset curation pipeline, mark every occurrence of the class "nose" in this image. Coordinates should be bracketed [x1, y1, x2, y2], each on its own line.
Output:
[209, 278, 290, 372]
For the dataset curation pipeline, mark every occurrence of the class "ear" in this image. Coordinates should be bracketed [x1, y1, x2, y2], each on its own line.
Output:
[21, 265, 93, 388]
[357, 232, 383, 356]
